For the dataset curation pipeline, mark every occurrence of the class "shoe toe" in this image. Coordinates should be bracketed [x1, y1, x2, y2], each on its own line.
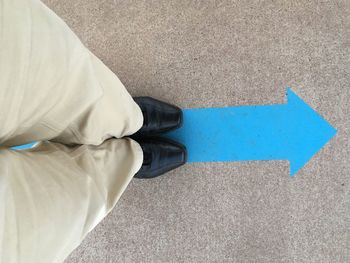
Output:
[163, 143, 187, 167]
[159, 108, 183, 132]
[134, 137, 187, 179]
[134, 96, 183, 134]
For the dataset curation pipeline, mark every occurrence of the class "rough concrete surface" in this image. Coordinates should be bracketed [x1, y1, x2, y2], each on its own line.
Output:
[42, 0, 350, 262]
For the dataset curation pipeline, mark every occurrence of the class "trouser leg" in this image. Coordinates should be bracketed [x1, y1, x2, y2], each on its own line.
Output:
[0, 0, 143, 147]
[50, 52, 144, 146]
[0, 139, 143, 263]
[0, 0, 145, 262]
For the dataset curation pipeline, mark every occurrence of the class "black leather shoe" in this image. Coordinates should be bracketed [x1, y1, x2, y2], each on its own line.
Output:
[133, 97, 183, 136]
[134, 137, 187, 179]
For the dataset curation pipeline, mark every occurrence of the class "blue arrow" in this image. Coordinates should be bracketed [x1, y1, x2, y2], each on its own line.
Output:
[164, 88, 337, 176]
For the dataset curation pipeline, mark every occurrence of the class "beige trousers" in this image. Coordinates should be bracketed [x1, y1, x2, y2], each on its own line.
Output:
[0, 0, 144, 262]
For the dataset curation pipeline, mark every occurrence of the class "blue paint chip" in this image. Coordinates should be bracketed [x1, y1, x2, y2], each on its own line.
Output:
[11, 142, 37, 150]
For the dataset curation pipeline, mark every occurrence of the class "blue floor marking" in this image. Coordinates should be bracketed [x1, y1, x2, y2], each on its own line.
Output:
[164, 88, 337, 176]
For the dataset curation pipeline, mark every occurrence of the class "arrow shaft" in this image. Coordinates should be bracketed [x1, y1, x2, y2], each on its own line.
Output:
[165, 104, 291, 162]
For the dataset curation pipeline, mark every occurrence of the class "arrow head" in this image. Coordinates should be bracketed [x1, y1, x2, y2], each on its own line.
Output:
[286, 88, 337, 176]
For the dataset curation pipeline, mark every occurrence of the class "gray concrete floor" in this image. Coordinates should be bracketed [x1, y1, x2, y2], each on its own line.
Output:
[43, 0, 350, 262]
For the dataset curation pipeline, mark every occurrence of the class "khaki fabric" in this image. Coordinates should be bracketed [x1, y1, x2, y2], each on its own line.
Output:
[0, 0, 144, 262]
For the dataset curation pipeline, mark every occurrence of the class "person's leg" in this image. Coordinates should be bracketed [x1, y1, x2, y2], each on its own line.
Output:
[0, 139, 142, 263]
[48, 51, 145, 146]
[0, 1, 144, 261]
[0, 0, 143, 148]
